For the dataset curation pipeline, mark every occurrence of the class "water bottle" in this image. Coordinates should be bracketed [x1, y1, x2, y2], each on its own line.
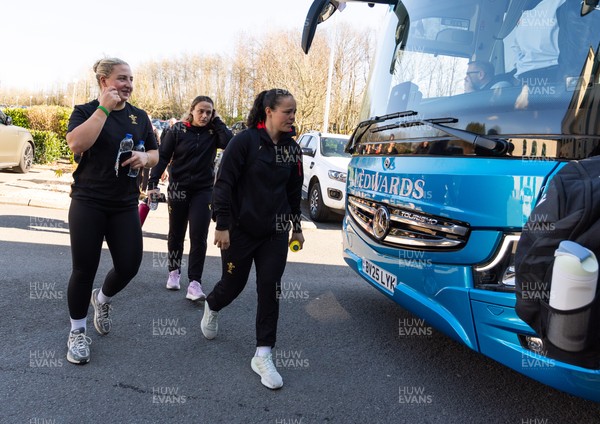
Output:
[149, 188, 159, 211]
[115, 134, 134, 176]
[547, 240, 598, 352]
[128, 140, 145, 178]
[119, 133, 134, 152]
[289, 240, 301, 252]
[549, 241, 598, 310]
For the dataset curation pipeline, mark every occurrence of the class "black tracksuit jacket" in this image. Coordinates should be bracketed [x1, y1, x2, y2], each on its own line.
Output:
[148, 118, 232, 191]
[213, 127, 303, 238]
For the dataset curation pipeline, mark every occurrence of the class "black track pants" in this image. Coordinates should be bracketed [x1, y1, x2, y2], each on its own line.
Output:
[206, 229, 289, 347]
[67, 199, 142, 320]
[167, 188, 212, 282]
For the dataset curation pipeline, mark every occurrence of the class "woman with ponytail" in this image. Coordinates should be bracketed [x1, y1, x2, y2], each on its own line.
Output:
[147, 96, 232, 301]
[202, 88, 304, 390]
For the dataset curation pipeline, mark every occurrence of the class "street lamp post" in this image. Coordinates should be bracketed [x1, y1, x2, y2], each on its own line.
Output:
[323, 28, 336, 134]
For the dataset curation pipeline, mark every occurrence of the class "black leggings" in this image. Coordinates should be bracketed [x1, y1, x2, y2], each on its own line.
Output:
[206, 229, 289, 347]
[67, 199, 143, 319]
[167, 188, 212, 282]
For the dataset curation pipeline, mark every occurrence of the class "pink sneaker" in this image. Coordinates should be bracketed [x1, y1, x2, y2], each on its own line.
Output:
[166, 270, 180, 290]
[186, 280, 206, 301]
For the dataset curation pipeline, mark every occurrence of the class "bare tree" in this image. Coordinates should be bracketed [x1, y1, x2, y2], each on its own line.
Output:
[2, 27, 377, 136]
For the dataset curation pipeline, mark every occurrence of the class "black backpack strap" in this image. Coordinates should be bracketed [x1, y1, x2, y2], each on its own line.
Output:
[570, 161, 593, 239]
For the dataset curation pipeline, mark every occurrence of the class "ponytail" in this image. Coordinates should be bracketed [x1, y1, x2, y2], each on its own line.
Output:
[246, 88, 292, 128]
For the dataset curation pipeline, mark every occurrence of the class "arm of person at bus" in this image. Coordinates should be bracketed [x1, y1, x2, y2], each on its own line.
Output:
[490, 80, 514, 90]
[147, 128, 176, 191]
[66, 87, 120, 154]
[211, 115, 234, 149]
[213, 134, 248, 231]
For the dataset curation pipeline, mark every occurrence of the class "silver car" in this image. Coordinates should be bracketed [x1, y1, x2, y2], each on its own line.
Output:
[0, 110, 34, 173]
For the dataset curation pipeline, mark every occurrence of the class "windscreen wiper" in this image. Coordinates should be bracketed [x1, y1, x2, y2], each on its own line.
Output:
[347, 110, 418, 152]
[370, 116, 513, 155]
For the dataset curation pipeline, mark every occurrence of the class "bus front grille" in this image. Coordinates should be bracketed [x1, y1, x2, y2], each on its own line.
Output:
[348, 195, 470, 250]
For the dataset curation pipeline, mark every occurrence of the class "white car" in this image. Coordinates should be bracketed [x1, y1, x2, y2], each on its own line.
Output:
[0, 109, 34, 173]
[297, 131, 351, 221]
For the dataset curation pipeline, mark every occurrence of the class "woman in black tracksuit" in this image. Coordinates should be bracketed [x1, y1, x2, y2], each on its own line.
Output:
[147, 96, 232, 300]
[201, 88, 304, 390]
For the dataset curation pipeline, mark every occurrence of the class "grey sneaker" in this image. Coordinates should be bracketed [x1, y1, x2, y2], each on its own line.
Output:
[91, 288, 112, 335]
[66, 328, 92, 364]
[251, 354, 283, 389]
[200, 301, 219, 339]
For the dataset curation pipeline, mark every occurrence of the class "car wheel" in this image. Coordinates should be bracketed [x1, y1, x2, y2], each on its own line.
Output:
[309, 182, 329, 222]
[14, 142, 34, 173]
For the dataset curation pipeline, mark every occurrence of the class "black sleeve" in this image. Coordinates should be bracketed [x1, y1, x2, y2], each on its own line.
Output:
[287, 143, 303, 233]
[67, 105, 91, 134]
[148, 127, 177, 190]
[211, 117, 234, 149]
[213, 132, 250, 231]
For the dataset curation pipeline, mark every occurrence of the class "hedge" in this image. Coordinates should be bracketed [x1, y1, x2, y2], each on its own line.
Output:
[26, 106, 70, 139]
[30, 130, 63, 164]
[4, 107, 30, 128]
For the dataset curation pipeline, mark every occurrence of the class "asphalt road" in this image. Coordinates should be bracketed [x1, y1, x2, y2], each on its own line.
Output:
[1, 203, 599, 424]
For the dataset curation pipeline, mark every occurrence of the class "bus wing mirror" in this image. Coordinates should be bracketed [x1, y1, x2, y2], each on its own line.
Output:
[302, 0, 341, 54]
[582, 0, 599, 16]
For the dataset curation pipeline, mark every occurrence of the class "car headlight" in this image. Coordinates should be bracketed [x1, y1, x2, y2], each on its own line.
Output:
[328, 170, 347, 183]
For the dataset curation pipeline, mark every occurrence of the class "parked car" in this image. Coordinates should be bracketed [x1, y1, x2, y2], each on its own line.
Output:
[231, 121, 247, 136]
[0, 109, 34, 173]
[297, 131, 351, 221]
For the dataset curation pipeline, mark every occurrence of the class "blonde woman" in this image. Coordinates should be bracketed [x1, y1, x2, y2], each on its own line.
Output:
[65, 57, 159, 364]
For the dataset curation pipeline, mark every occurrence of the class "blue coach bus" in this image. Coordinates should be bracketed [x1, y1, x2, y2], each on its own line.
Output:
[303, 0, 600, 401]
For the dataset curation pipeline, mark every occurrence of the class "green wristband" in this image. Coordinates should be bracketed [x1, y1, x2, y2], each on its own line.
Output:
[97, 105, 110, 117]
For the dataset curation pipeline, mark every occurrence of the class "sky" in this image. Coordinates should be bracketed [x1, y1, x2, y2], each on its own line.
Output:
[1, 0, 388, 92]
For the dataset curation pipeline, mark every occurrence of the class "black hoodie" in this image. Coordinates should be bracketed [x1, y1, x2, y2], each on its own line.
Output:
[213, 127, 303, 238]
[148, 118, 232, 191]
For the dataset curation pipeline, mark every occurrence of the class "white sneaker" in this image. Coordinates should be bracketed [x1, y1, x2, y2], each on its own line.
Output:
[201, 301, 219, 339]
[166, 270, 180, 290]
[66, 328, 92, 365]
[186, 280, 206, 301]
[90, 288, 112, 335]
[251, 354, 283, 389]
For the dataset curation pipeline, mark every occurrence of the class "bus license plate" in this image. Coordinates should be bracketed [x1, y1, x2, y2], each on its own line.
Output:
[363, 259, 397, 292]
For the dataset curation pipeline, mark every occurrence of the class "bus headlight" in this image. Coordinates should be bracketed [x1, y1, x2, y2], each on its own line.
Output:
[473, 234, 520, 291]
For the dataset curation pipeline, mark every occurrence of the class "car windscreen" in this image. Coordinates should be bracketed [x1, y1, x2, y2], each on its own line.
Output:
[321, 137, 351, 158]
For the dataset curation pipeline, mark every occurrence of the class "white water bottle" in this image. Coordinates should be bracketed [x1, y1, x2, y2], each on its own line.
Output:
[547, 241, 598, 352]
[549, 241, 598, 310]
